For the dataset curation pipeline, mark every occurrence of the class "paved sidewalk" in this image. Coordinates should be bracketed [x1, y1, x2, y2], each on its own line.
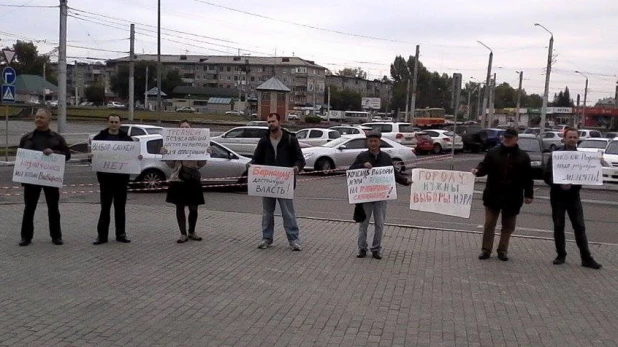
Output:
[1, 202, 617, 347]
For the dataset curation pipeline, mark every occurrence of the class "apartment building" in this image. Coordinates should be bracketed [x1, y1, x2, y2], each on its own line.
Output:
[324, 73, 392, 109]
[49, 62, 109, 102]
[106, 55, 327, 107]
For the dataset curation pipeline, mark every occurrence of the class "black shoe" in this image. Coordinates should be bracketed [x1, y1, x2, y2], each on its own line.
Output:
[371, 251, 382, 260]
[553, 256, 566, 265]
[19, 239, 31, 247]
[478, 251, 490, 260]
[357, 250, 367, 258]
[582, 258, 602, 270]
[497, 253, 509, 261]
[116, 237, 131, 243]
[52, 238, 63, 245]
[93, 238, 108, 245]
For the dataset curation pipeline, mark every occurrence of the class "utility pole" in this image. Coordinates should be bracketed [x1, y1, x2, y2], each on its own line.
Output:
[576, 94, 580, 127]
[404, 78, 410, 122]
[476, 83, 482, 122]
[515, 71, 523, 127]
[466, 87, 472, 120]
[128, 24, 135, 121]
[156, 0, 162, 122]
[410, 45, 420, 126]
[74, 60, 78, 106]
[327, 86, 331, 121]
[535, 23, 553, 133]
[144, 66, 149, 110]
[488, 73, 496, 126]
[58, 0, 68, 133]
[451, 73, 462, 159]
[478, 41, 493, 128]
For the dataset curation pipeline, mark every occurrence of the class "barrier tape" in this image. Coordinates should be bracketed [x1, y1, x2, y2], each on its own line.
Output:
[0, 155, 454, 192]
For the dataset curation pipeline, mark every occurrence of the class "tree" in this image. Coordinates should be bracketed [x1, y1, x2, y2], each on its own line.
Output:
[551, 86, 574, 107]
[337, 67, 367, 79]
[1, 41, 54, 82]
[524, 93, 543, 107]
[84, 84, 106, 104]
[111, 61, 158, 100]
[161, 70, 183, 96]
[329, 87, 362, 111]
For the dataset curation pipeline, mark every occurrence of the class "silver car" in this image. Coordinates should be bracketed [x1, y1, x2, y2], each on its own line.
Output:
[130, 135, 250, 189]
[211, 126, 269, 157]
[301, 135, 417, 173]
[539, 131, 564, 151]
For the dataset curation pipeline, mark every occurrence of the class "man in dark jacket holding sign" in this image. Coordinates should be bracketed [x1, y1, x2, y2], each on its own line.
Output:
[544, 127, 601, 269]
[349, 131, 411, 259]
[249, 113, 305, 251]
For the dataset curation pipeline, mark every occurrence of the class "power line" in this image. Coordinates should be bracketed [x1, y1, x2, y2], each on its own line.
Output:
[0, 3, 56, 8]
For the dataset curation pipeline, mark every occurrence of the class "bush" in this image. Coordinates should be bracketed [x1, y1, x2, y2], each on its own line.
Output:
[305, 116, 322, 124]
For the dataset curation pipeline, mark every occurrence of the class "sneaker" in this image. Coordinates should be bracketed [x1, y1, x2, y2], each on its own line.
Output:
[497, 253, 509, 261]
[291, 243, 302, 251]
[582, 258, 602, 270]
[257, 241, 271, 249]
[478, 251, 490, 260]
[553, 256, 566, 265]
[187, 233, 203, 241]
[177, 235, 188, 244]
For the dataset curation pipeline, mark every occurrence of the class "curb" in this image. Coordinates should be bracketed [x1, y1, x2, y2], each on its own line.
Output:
[474, 177, 618, 191]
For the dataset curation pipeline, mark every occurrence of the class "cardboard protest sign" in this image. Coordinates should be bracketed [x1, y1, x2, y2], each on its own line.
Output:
[409, 169, 475, 218]
[162, 128, 210, 160]
[12, 148, 66, 188]
[248, 165, 295, 199]
[91, 141, 142, 174]
[346, 167, 397, 204]
[552, 151, 603, 185]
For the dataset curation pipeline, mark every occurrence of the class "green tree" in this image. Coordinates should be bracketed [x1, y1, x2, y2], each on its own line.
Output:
[329, 87, 362, 110]
[111, 61, 158, 100]
[337, 67, 367, 79]
[523, 93, 543, 107]
[1, 41, 54, 83]
[551, 86, 574, 107]
[84, 84, 106, 104]
[161, 69, 183, 96]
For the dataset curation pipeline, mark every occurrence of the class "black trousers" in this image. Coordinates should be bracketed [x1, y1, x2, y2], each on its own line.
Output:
[550, 190, 591, 260]
[97, 178, 128, 240]
[21, 184, 62, 241]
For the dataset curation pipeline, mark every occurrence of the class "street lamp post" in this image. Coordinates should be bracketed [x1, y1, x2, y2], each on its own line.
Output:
[477, 41, 493, 128]
[575, 70, 588, 125]
[515, 71, 523, 127]
[535, 23, 553, 133]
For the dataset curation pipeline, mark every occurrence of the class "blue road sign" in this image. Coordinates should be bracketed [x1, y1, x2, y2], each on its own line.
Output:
[2, 84, 16, 103]
[2, 67, 17, 85]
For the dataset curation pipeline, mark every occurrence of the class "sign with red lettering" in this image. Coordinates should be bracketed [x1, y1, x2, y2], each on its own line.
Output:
[248, 165, 295, 199]
[410, 169, 475, 218]
[552, 151, 602, 185]
[91, 141, 142, 174]
[346, 167, 397, 204]
[12, 148, 66, 188]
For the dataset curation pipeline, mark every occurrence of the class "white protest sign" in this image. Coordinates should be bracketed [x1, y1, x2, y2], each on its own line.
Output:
[162, 128, 210, 160]
[552, 151, 603, 185]
[346, 167, 397, 204]
[91, 141, 142, 174]
[12, 148, 66, 188]
[409, 169, 475, 218]
[248, 165, 295, 199]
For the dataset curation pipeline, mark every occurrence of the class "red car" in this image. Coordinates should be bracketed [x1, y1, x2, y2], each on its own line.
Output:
[414, 132, 434, 154]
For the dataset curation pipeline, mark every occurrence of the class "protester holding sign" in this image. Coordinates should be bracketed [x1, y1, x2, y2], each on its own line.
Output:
[162, 120, 207, 243]
[18, 108, 71, 246]
[249, 113, 305, 251]
[544, 127, 602, 269]
[92, 114, 141, 245]
[472, 128, 533, 261]
[349, 130, 411, 260]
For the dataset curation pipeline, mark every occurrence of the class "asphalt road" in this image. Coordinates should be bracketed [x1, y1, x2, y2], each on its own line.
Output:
[2, 153, 617, 247]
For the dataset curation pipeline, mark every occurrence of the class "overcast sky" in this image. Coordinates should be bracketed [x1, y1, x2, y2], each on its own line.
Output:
[2, 0, 617, 104]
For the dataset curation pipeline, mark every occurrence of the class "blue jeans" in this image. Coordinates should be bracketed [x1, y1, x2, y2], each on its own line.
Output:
[358, 201, 387, 252]
[261, 197, 300, 245]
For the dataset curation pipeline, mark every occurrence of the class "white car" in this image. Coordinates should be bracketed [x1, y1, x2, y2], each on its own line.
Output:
[88, 124, 164, 153]
[361, 122, 418, 146]
[295, 128, 341, 146]
[577, 138, 610, 153]
[107, 101, 125, 109]
[301, 135, 416, 173]
[329, 125, 371, 136]
[602, 140, 618, 184]
[578, 129, 603, 141]
[225, 110, 243, 116]
[287, 114, 300, 120]
[211, 126, 269, 157]
[539, 131, 564, 151]
[424, 129, 463, 154]
[177, 106, 196, 113]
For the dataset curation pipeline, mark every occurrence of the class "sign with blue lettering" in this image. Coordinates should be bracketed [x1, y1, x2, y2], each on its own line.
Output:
[2, 67, 17, 85]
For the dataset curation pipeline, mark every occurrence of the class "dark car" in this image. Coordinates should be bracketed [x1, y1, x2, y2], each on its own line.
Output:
[517, 135, 548, 179]
[451, 125, 503, 152]
[414, 132, 434, 154]
[484, 128, 506, 149]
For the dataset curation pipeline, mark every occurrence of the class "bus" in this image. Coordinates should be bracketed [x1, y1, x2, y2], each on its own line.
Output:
[344, 111, 371, 123]
[414, 108, 446, 127]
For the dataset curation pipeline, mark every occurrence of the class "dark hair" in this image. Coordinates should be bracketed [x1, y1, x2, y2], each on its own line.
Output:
[107, 113, 122, 121]
[179, 119, 191, 126]
[564, 127, 579, 136]
[268, 113, 281, 121]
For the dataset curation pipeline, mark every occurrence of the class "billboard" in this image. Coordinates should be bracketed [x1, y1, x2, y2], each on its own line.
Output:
[361, 97, 381, 110]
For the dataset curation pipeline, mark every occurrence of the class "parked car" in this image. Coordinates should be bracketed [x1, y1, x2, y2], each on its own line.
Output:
[578, 129, 603, 141]
[225, 110, 243, 116]
[329, 125, 371, 136]
[301, 135, 416, 173]
[295, 128, 341, 146]
[177, 106, 196, 113]
[604, 132, 618, 139]
[483, 128, 506, 149]
[413, 132, 434, 154]
[578, 138, 611, 153]
[107, 101, 125, 109]
[211, 126, 269, 156]
[128, 135, 250, 189]
[361, 122, 418, 146]
[287, 114, 300, 120]
[371, 116, 383, 121]
[517, 134, 548, 179]
[539, 131, 564, 151]
[246, 121, 268, 126]
[88, 124, 164, 154]
[602, 140, 618, 184]
[424, 129, 463, 154]
[522, 127, 541, 136]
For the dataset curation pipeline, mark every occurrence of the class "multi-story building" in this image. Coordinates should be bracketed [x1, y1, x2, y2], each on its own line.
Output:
[106, 55, 327, 108]
[49, 62, 109, 103]
[325, 73, 392, 110]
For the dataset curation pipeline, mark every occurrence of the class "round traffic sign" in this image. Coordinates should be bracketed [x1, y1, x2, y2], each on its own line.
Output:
[2, 67, 17, 85]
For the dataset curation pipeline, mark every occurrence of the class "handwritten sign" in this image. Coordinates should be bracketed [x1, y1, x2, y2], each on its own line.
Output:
[552, 151, 602, 185]
[12, 148, 66, 188]
[346, 167, 397, 204]
[410, 169, 475, 218]
[91, 141, 142, 174]
[248, 165, 295, 199]
[162, 128, 210, 160]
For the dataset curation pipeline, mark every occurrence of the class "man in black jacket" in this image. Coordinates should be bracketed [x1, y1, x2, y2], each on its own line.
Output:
[18, 108, 71, 246]
[544, 127, 601, 269]
[91, 114, 138, 245]
[250, 113, 306, 251]
[349, 131, 411, 259]
[472, 128, 533, 261]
